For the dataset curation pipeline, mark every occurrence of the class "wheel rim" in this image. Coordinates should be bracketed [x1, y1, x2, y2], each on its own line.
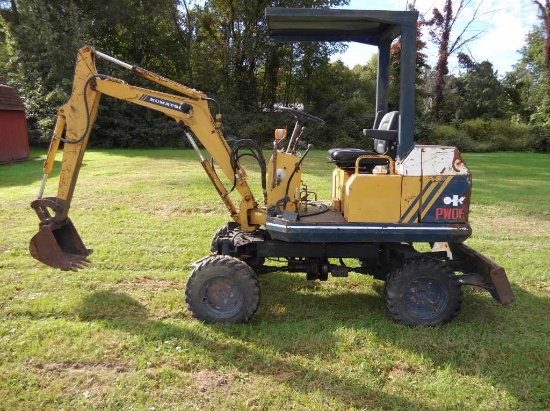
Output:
[202, 276, 244, 319]
[404, 277, 448, 321]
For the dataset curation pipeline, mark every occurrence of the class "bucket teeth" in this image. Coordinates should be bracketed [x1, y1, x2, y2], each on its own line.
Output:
[61, 253, 91, 271]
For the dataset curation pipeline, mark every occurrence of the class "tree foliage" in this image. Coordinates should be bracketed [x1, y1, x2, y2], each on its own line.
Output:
[459, 60, 505, 120]
[1, 0, 357, 147]
[0, 0, 548, 152]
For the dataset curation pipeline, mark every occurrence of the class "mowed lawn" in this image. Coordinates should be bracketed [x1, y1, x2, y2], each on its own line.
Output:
[0, 149, 548, 410]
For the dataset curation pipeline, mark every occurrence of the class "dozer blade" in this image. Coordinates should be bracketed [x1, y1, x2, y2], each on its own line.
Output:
[29, 219, 92, 271]
[449, 243, 514, 305]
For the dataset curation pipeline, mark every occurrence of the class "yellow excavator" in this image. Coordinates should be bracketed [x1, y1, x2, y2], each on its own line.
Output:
[30, 8, 513, 326]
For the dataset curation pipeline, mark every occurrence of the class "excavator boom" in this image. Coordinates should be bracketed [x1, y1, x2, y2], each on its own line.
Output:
[30, 45, 265, 271]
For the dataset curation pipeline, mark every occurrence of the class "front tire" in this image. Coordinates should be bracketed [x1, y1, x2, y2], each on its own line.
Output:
[185, 255, 260, 323]
[384, 257, 462, 326]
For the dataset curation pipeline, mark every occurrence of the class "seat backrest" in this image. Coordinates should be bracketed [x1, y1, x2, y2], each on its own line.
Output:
[378, 111, 399, 131]
[373, 111, 399, 155]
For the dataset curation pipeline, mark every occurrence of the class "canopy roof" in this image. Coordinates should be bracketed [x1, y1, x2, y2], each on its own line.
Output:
[265, 7, 419, 160]
[265, 8, 417, 45]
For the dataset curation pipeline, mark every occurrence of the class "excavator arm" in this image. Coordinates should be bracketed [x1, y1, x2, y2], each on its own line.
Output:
[30, 45, 266, 271]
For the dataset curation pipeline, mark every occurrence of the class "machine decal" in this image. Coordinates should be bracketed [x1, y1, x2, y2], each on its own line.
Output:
[435, 207, 465, 220]
[421, 176, 470, 223]
[400, 176, 451, 224]
[444, 195, 465, 207]
[140, 95, 181, 111]
[420, 176, 452, 220]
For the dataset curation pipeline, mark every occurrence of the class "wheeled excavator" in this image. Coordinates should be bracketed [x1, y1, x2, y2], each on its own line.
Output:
[29, 8, 513, 326]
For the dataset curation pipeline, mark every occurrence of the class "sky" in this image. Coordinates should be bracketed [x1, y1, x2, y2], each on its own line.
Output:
[330, 0, 542, 76]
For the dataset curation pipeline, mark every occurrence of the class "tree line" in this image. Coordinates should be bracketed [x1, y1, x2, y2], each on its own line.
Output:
[0, 0, 548, 152]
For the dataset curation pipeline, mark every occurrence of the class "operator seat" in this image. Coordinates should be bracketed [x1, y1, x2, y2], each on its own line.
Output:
[327, 111, 399, 170]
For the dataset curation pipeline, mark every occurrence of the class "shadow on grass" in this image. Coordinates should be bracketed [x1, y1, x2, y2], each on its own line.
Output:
[0, 157, 70, 188]
[76, 278, 550, 409]
[76, 289, 437, 410]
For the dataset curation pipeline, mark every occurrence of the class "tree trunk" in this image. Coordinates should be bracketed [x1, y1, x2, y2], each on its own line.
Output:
[431, 0, 453, 120]
[532, 1, 550, 80]
[177, 0, 194, 87]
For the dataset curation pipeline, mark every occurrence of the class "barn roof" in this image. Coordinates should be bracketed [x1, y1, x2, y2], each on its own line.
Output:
[0, 84, 26, 111]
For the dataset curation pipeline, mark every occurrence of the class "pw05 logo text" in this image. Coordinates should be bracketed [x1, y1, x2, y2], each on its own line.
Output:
[435, 195, 466, 220]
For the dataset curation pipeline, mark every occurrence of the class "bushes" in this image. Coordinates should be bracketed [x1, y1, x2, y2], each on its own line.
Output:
[417, 119, 547, 152]
[420, 124, 479, 152]
[529, 125, 550, 152]
[29, 88, 547, 153]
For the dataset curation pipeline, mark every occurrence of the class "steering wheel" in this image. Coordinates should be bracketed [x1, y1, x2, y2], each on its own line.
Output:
[278, 106, 324, 124]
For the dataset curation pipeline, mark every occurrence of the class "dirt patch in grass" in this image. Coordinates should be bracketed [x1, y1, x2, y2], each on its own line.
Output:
[26, 360, 132, 404]
[474, 207, 550, 239]
[386, 361, 418, 380]
[31, 360, 131, 374]
[194, 370, 234, 393]
[131, 203, 220, 218]
[114, 276, 181, 293]
[187, 369, 279, 409]
[491, 216, 549, 236]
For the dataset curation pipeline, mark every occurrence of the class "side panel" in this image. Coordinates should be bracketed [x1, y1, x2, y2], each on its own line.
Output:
[397, 145, 472, 225]
[396, 145, 469, 177]
[344, 174, 402, 223]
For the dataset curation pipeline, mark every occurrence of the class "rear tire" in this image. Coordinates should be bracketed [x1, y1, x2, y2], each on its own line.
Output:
[185, 255, 260, 323]
[384, 257, 462, 326]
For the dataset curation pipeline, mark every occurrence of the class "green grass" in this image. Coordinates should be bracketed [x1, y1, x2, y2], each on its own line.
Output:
[0, 148, 548, 410]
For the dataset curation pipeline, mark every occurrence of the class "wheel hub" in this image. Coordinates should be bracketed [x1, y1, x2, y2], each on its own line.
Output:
[203, 277, 244, 318]
[405, 277, 448, 319]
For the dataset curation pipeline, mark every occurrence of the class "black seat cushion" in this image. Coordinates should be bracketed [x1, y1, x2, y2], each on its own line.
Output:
[327, 148, 389, 168]
[327, 111, 400, 169]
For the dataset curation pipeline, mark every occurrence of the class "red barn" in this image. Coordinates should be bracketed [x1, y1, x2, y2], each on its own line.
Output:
[0, 84, 29, 164]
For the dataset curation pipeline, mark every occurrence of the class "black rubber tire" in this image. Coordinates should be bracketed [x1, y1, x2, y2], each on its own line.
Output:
[384, 257, 462, 326]
[185, 255, 260, 323]
[210, 225, 229, 254]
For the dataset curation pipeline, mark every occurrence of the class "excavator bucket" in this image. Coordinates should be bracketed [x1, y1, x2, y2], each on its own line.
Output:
[29, 219, 92, 271]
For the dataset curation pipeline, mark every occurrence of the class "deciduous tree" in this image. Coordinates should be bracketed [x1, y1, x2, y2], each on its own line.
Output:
[426, 0, 487, 119]
[460, 59, 505, 120]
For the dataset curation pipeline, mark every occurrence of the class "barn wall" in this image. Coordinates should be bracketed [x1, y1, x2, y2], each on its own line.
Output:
[0, 110, 30, 163]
